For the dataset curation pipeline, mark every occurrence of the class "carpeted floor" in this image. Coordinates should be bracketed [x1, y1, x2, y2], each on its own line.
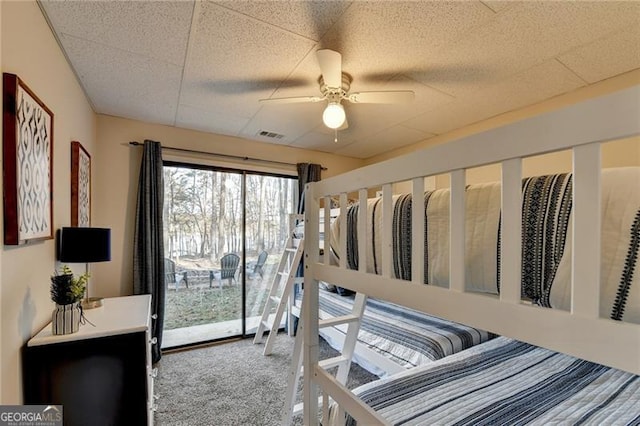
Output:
[154, 333, 379, 425]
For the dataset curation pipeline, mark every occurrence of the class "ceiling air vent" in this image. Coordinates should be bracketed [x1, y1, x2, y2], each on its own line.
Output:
[257, 130, 285, 140]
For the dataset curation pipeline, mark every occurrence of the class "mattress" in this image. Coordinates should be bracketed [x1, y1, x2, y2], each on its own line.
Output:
[339, 336, 640, 426]
[297, 289, 495, 376]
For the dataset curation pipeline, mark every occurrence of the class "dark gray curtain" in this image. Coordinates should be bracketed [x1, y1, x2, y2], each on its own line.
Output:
[297, 163, 322, 214]
[133, 140, 165, 363]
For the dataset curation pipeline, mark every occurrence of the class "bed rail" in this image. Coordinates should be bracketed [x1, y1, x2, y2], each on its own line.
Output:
[302, 85, 640, 425]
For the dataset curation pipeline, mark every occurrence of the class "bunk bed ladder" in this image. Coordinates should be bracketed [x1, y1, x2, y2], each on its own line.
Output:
[253, 231, 304, 356]
[282, 292, 368, 425]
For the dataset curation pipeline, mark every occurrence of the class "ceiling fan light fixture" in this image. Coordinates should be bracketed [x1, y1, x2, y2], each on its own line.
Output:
[322, 102, 346, 129]
[260, 49, 414, 131]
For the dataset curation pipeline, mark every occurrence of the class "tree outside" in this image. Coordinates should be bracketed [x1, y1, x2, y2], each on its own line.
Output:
[163, 165, 297, 332]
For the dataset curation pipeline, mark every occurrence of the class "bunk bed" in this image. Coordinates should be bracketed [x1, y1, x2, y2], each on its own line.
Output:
[292, 288, 496, 376]
[290, 212, 495, 378]
[300, 85, 640, 425]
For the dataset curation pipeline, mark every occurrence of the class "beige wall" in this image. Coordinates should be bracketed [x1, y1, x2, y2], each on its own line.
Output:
[92, 115, 364, 298]
[1, 2, 96, 403]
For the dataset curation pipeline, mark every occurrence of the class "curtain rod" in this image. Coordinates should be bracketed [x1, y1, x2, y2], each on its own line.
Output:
[129, 141, 327, 170]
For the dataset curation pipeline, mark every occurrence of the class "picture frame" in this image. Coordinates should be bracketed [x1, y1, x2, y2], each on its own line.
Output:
[3, 73, 54, 245]
[71, 141, 91, 227]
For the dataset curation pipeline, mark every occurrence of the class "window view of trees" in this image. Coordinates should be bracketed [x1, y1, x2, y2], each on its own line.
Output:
[164, 167, 242, 262]
[163, 167, 297, 264]
[162, 164, 298, 343]
[245, 174, 295, 256]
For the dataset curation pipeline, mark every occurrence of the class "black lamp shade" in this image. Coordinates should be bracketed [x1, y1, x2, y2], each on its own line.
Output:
[57, 227, 111, 263]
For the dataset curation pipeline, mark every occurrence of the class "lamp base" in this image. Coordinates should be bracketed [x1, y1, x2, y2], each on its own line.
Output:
[81, 297, 103, 309]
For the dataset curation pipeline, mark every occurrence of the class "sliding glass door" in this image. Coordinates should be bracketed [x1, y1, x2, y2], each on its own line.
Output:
[244, 174, 296, 334]
[161, 163, 296, 348]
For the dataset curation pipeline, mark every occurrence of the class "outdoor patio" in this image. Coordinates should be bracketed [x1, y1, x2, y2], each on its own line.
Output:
[162, 256, 282, 348]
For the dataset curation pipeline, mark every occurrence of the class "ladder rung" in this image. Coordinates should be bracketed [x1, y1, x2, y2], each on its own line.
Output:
[270, 295, 281, 304]
[318, 355, 348, 370]
[292, 402, 303, 416]
[261, 320, 271, 329]
[292, 397, 324, 416]
[285, 248, 297, 253]
[319, 314, 360, 328]
[278, 271, 291, 277]
[300, 355, 348, 374]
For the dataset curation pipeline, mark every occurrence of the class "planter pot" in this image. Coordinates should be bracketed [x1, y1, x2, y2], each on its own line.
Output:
[52, 302, 82, 335]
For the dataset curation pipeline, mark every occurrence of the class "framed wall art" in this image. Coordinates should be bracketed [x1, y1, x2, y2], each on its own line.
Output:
[71, 141, 91, 227]
[3, 73, 54, 245]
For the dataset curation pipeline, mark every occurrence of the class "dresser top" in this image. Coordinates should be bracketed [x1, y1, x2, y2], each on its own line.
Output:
[28, 295, 152, 347]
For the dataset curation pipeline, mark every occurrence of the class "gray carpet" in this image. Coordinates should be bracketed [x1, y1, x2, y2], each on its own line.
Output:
[154, 334, 379, 425]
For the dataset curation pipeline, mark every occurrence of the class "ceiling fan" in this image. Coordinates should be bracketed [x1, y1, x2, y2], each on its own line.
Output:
[259, 49, 415, 130]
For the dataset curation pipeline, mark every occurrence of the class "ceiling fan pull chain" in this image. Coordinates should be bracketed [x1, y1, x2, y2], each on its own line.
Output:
[334, 128, 338, 143]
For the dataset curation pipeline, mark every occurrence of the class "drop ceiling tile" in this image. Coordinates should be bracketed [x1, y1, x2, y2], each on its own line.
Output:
[264, 50, 331, 100]
[175, 105, 250, 137]
[402, 99, 474, 137]
[289, 131, 347, 152]
[38, 0, 640, 156]
[417, 1, 640, 97]
[335, 125, 434, 159]
[404, 59, 586, 135]
[374, 75, 455, 116]
[40, 0, 193, 66]
[470, 59, 587, 116]
[213, 1, 350, 41]
[558, 24, 640, 84]
[480, 1, 515, 14]
[330, 98, 443, 143]
[180, 1, 316, 116]
[60, 34, 182, 125]
[180, 91, 267, 120]
[404, 62, 495, 97]
[331, 105, 410, 141]
[240, 102, 326, 144]
[307, 118, 361, 147]
[317, 2, 496, 77]
[323, 77, 451, 142]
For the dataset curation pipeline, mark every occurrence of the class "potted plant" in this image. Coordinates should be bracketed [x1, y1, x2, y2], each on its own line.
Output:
[50, 265, 89, 335]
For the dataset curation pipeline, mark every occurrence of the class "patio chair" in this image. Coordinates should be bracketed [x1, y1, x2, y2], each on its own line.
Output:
[209, 253, 240, 288]
[246, 251, 268, 279]
[164, 258, 188, 290]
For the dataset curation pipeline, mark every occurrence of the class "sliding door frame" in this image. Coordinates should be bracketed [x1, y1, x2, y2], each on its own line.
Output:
[163, 160, 297, 346]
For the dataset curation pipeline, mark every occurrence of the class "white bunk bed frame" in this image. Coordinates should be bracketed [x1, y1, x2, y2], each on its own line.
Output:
[302, 85, 640, 425]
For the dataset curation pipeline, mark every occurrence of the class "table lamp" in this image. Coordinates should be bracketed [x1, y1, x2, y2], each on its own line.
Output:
[57, 227, 111, 309]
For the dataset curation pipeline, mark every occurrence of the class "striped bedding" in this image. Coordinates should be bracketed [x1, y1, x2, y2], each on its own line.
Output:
[302, 290, 495, 375]
[329, 176, 569, 296]
[329, 167, 640, 324]
[338, 336, 640, 426]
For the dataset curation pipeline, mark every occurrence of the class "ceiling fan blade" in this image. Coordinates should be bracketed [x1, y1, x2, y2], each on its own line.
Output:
[259, 96, 324, 105]
[347, 91, 415, 104]
[316, 49, 342, 88]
